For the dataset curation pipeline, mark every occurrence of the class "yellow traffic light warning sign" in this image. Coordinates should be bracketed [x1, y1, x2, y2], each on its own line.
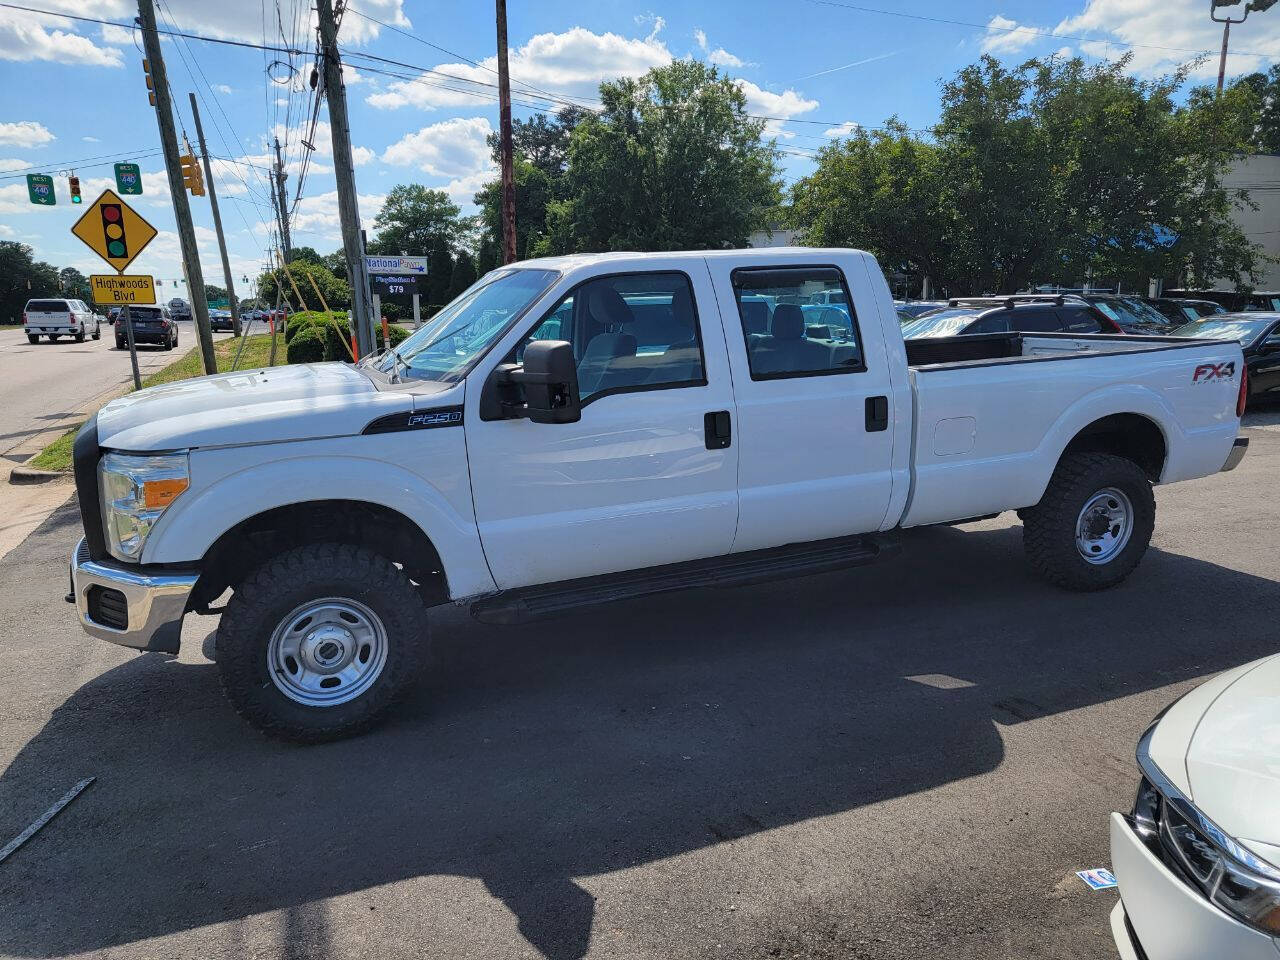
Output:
[70, 188, 158, 273]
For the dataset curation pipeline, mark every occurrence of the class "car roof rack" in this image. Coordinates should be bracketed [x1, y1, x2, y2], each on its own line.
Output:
[945, 294, 1073, 309]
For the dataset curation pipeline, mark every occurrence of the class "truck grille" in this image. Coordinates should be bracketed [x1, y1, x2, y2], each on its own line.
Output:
[87, 585, 128, 630]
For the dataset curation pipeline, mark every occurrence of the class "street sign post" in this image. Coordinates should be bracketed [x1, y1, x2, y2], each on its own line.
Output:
[72, 189, 159, 390]
[364, 255, 428, 275]
[370, 273, 419, 295]
[26, 174, 55, 206]
[114, 163, 143, 195]
[89, 274, 156, 305]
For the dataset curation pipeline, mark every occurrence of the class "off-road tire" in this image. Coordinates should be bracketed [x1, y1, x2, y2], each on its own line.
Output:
[216, 542, 430, 743]
[1022, 452, 1155, 592]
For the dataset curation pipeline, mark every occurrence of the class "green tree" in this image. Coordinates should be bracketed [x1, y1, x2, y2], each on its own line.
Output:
[447, 250, 477, 301]
[540, 60, 782, 253]
[203, 284, 228, 303]
[487, 105, 590, 178]
[427, 242, 453, 305]
[259, 260, 351, 311]
[0, 242, 59, 324]
[474, 157, 554, 260]
[1216, 65, 1280, 154]
[57, 267, 89, 301]
[321, 249, 349, 280]
[370, 185, 465, 256]
[286, 246, 324, 266]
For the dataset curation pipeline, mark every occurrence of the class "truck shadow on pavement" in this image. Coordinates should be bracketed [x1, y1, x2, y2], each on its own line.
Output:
[2, 513, 1279, 959]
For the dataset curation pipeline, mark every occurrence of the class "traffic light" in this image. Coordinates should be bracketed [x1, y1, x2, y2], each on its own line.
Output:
[180, 153, 205, 196]
[142, 58, 155, 106]
[69, 175, 81, 204]
[100, 202, 128, 261]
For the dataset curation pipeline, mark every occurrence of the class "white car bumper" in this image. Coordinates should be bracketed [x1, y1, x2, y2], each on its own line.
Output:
[1109, 812, 1280, 959]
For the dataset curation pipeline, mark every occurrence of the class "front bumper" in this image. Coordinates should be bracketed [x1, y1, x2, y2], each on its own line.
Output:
[1109, 812, 1280, 960]
[69, 538, 198, 654]
[1221, 436, 1249, 472]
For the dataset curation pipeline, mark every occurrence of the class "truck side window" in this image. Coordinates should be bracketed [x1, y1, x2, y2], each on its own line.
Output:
[730, 266, 865, 380]
[1007, 308, 1061, 333]
[1057, 306, 1103, 333]
[512, 272, 707, 403]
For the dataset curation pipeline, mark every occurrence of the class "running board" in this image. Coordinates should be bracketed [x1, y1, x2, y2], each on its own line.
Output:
[470, 534, 900, 625]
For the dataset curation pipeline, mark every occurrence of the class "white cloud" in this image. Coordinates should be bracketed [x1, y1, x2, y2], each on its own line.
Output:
[274, 97, 290, 107]
[352, 145, 375, 166]
[0, 158, 29, 172]
[367, 25, 672, 110]
[737, 80, 819, 138]
[82, 136, 100, 143]
[693, 26, 749, 69]
[273, 190, 388, 241]
[823, 121, 860, 138]
[100, 23, 132, 45]
[1056, 0, 1280, 79]
[0, 8, 123, 67]
[214, 83, 233, 95]
[0, 224, 15, 237]
[382, 116, 495, 180]
[980, 14, 1042, 55]
[0, 121, 55, 148]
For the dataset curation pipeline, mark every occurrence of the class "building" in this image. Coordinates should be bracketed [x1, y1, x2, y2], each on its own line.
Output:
[1220, 153, 1280, 291]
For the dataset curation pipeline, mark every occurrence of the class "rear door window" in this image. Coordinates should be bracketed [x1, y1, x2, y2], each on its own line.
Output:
[27, 300, 68, 312]
[967, 311, 1013, 334]
[1008, 307, 1062, 333]
[1057, 306, 1103, 333]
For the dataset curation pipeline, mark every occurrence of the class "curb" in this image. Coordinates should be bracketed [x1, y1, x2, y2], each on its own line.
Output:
[8, 465, 68, 485]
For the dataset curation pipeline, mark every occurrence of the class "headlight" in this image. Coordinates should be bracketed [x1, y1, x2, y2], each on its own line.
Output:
[99, 452, 189, 561]
[1136, 725, 1280, 935]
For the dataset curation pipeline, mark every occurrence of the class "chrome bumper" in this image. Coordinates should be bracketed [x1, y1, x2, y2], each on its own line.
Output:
[69, 538, 198, 653]
[1221, 436, 1249, 472]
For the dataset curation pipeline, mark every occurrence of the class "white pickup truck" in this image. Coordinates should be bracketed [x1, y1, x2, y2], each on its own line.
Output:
[24, 297, 102, 344]
[67, 248, 1249, 741]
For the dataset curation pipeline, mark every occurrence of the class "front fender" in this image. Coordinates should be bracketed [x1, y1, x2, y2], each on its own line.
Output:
[142, 438, 497, 600]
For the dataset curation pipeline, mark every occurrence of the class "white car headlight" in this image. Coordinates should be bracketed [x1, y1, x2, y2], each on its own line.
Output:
[99, 452, 190, 562]
[1135, 724, 1280, 935]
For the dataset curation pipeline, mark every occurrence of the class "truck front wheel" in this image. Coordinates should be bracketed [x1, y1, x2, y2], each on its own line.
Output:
[1022, 452, 1155, 592]
[216, 542, 430, 742]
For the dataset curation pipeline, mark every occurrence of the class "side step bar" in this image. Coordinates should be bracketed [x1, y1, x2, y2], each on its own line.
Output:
[470, 534, 900, 625]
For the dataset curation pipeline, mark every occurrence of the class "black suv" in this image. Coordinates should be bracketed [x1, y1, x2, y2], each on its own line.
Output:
[901, 295, 1123, 339]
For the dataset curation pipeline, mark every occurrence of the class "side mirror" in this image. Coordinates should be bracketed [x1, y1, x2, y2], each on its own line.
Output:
[506, 340, 581, 424]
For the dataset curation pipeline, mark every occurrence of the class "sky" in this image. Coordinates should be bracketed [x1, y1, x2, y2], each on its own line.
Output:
[2, 0, 1279, 299]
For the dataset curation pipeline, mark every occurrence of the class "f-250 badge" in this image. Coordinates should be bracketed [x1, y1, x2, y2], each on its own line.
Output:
[1192, 361, 1236, 383]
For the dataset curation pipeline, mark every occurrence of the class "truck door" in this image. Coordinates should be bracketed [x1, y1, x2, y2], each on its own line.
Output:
[466, 262, 740, 590]
[709, 256, 900, 552]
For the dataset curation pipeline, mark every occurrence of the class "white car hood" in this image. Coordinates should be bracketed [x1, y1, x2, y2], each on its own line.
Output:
[1171, 654, 1280, 853]
[96, 362, 428, 451]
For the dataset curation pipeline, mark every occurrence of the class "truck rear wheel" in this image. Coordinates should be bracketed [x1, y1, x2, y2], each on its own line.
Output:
[1022, 452, 1155, 592]
[27, 334, 38, 344]
[216, 542, 430, 742]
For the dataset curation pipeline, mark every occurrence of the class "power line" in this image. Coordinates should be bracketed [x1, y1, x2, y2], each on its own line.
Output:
[0, 149, 165, 179]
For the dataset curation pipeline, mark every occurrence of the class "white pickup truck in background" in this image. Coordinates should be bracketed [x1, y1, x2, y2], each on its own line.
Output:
[67, 248, 1248, 741]
[24, 297, 101, 344]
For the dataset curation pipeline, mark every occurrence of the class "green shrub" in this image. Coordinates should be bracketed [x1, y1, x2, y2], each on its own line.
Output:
[386, 324, 410, 347]
[321, 321, 354, 361]
[379, 302, 405, 321]
[286, 326, 326, 363]
[284, 315, 321, 343]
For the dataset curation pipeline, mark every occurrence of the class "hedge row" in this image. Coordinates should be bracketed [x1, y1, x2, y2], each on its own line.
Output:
[284, 311, 410, 364]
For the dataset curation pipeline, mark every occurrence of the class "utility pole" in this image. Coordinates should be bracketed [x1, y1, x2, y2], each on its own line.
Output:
[190, 93, 241, 336]
[496, 0, 517, 264]
[316, 0, 374, 358]
[137, 0, 216, 374]
[273, 136, 292, 258]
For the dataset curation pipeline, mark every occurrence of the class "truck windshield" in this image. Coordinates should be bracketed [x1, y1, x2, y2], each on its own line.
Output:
[368, 267, 559, 383]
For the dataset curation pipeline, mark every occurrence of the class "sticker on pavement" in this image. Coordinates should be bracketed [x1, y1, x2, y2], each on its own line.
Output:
[1076, 868, 1118, 890]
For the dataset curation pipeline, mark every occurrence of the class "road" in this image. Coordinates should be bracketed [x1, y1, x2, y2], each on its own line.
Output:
[0, 323, 230, 465]
[0, 412, 1277, 960]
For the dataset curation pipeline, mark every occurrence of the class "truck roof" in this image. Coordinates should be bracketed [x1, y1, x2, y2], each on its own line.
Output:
[516, 246, 873, 272]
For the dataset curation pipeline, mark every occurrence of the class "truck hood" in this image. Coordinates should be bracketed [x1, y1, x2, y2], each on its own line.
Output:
[1161, 654, 1280, 856]
[96, 362, 429, 450]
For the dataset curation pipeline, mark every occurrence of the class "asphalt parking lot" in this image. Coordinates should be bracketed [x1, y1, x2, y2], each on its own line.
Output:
[1, 411, 1278, 960]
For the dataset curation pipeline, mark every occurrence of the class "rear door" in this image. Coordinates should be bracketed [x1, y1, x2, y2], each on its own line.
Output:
[709, 255, 900, 552]
[25, 299, 71, 331]
[466, 262, 741, 589]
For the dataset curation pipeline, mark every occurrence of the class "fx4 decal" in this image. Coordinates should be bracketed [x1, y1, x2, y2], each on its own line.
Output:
[1192, 361, 1236, 384]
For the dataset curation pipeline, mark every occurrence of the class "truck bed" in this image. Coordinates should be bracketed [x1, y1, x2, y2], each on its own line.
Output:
[898, 331, 1242, 528]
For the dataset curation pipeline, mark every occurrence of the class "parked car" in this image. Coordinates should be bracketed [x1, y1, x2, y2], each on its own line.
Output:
[1172, 312, 1280, 406]
[114, 305, 178, 351]
[1144, 298, 1227, 325]
[23, 297, 101, 343]
[1070, 294, 1173, 334]
[67, 248, 1248, 742]
[900, 295, 1122, 339]
[1109, 653, 1280, 960]
[168, 298, 191, 319]
[210, 309, 234, 331]
[1165, 289, 1280, 312]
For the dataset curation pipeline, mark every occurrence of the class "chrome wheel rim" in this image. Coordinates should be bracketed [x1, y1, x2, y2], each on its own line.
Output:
[267, 597, 388, 707]
[1075, 487, 1133, 564]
